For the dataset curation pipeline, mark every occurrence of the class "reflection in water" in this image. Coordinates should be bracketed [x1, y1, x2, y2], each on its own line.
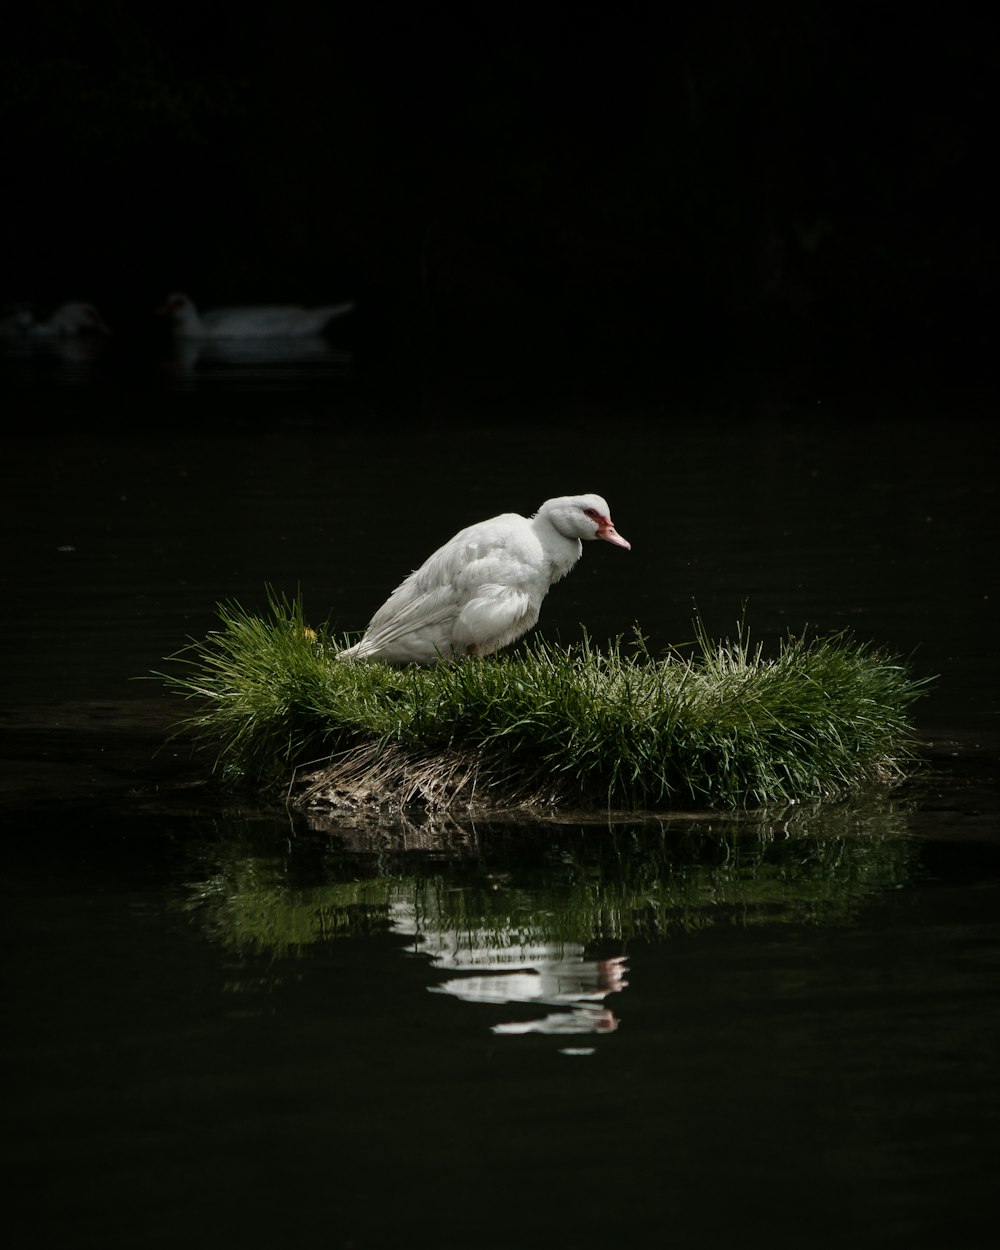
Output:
[391, 901, 629, 1036]
[162, 335, 354, 387]
[180, 807, 921, 946]
[1, 326, 353, 393]
[444, 961, 626, 1037]
[175, 802, 920, 1043]
[0, 329, 112, 386]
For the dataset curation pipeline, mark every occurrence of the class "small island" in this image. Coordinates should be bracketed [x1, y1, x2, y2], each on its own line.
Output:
[160, 591, 929, 817]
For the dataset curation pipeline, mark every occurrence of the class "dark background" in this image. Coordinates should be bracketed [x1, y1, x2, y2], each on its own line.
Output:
[2, 1, 996, 396]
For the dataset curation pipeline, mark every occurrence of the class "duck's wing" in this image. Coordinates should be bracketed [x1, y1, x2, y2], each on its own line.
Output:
[355, 576, 534, 661]
[347, 582, 461, 659]
[451, 583, 536, 653]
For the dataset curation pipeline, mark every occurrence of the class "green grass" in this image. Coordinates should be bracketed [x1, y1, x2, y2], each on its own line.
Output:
[158, 590, 930, 812]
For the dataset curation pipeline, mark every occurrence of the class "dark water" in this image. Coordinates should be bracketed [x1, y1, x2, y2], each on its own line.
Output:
[1, 335, 998, 1248]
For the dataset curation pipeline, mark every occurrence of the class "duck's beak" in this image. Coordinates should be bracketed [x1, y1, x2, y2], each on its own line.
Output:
[597, 520, 631, 550]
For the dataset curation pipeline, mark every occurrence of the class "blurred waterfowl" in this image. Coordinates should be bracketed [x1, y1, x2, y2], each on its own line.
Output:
[0, 301, 111, 337]
[337, 494, 630, 666]
[0, 309, 34, 337]
[157, 292, 355, 339]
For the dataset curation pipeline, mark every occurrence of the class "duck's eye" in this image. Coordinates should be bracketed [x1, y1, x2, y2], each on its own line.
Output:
[584, 507, 599, 520]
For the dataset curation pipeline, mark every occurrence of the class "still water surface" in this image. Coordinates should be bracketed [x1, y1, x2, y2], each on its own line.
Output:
[1, 335, 997, 1247]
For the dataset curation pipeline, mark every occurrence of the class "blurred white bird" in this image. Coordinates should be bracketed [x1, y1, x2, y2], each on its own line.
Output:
[0, 310, 35, 337]
[157, 292, 355, 339]
[338, 494, 630, 665]
[0, 302, 111, 337]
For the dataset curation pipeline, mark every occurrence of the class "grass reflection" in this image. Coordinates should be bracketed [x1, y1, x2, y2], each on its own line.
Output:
[176, 796, 919, 957]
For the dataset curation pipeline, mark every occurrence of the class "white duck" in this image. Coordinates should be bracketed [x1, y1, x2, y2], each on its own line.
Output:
[0, 302, 111, 337]
[158, 292, 355, 339]
[337, 494, 630, 665]
[0, 309, 35, 337]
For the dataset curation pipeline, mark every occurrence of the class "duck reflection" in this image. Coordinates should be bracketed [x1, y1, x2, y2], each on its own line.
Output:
[391, 904, 628, 1036]
[439, 956, 628, 1037]
[161, 335, 353, 384]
